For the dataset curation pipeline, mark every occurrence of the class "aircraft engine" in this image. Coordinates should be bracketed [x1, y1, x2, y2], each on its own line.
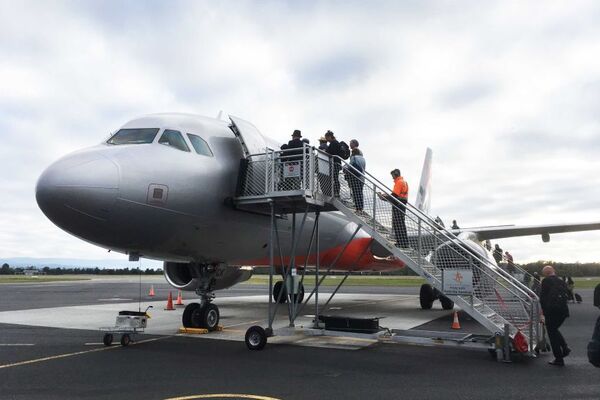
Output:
[429, 237, 487, 270]
[163, 262, 253, 292]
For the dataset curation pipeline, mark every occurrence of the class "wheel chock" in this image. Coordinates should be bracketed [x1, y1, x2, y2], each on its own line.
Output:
[178, 325, 223, 334]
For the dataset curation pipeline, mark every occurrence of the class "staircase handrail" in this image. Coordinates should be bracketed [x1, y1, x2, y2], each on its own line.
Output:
[326, 150, 538, 303]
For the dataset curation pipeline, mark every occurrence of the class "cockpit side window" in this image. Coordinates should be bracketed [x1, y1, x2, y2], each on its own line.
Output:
[187, 133, 214, 157]
[107, 128, 159, 145]
[158, 130, 190, 152]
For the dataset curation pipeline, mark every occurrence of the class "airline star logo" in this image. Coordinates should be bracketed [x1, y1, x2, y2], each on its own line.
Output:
[454, 271, 464, 284]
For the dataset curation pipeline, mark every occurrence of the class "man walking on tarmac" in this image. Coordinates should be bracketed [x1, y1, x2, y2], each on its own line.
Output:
[540, 265, 571, 366]
[379, 169, 409, 247]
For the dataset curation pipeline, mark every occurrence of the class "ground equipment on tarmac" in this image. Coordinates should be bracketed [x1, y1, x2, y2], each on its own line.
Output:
[233, 144, 541, 358]
[100, 306, 152, 347]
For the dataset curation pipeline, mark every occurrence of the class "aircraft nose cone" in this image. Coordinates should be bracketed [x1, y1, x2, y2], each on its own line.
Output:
[36, 152, 120, 232]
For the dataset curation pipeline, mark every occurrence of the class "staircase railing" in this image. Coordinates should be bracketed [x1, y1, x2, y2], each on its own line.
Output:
[235, 146, 541, 346]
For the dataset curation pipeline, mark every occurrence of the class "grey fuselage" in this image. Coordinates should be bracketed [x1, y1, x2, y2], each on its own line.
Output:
[36, 113, 377, 268]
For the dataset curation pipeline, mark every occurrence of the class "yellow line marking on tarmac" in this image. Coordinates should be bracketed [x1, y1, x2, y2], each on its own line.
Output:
[0, 336, 169, 370]
[164, 394, 281, 400]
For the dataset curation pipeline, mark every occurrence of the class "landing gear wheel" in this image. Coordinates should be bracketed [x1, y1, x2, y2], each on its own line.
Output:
[293, 283, 305, 304]
[120, 333, 131, 347]
[182, 302, 200, 328]
[440, 295, 455, 310]
[245, 325, 267, 351]
[420, 284, 435, 310]
[103, 333, 113, 347]
[201, 303, 220, 331]
[189, 303, 220, 330]
[273, 281, 287, 303]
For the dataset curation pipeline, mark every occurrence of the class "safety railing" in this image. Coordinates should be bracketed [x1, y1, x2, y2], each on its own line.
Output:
[235, 146, 541, 347]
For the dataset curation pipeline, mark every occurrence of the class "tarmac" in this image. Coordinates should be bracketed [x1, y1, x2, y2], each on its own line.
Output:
[1, 276, 599, 399]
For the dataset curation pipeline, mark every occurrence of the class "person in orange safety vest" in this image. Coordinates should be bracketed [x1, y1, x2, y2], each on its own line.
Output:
[378, 168, 409, 247]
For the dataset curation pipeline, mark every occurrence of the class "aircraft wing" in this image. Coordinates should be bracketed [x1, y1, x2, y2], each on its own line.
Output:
[460, 222, 600, 241]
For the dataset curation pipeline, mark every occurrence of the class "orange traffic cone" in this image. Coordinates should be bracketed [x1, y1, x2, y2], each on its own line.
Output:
[148, 285, 155, 297]
[451, 311, 461, 330]
[175, 291, 184, 306]
[164, 291, 175, 311]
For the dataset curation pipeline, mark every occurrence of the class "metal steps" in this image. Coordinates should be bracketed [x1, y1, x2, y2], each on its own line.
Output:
[234, 145, 541, 351]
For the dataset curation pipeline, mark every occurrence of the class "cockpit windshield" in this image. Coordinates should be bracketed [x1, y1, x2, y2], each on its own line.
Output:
[107, 128, 159, 145]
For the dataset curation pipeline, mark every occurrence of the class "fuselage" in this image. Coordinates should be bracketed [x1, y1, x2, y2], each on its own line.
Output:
[36, 113, 400, 271]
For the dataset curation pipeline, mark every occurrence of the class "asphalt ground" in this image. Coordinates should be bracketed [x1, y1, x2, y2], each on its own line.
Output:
[1, 279, 599, 399]
[0, 276, 419, 312]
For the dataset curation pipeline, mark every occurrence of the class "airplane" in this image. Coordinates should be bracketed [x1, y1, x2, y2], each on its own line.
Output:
[36, 112, 600, 333]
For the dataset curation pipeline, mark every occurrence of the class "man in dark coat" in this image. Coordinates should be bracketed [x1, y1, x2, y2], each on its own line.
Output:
[325, 130, 342, 196]
[493, 244, 503, 264]
[540, 265, 571, 366]
[281, 129, 304, 161]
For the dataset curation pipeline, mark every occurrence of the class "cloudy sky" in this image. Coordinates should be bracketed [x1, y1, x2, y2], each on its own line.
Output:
[1, 0, 600, 264]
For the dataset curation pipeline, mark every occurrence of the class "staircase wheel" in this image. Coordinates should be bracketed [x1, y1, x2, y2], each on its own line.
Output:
[245, 326, 268, 351]
[419, 284, 435, 310]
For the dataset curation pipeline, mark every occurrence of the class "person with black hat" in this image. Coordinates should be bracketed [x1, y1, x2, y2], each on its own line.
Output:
[279, 130, 306, 190]
[281, 129, 304, 162]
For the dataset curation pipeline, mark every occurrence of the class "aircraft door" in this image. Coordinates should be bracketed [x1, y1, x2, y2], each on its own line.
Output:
[229, 115, 269, 158]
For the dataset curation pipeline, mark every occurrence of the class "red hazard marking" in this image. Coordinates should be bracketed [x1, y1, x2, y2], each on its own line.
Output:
[234, 237, 406, 272]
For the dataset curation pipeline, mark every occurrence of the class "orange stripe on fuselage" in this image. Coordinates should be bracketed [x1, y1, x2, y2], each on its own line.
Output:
[239, 237, 404, 272]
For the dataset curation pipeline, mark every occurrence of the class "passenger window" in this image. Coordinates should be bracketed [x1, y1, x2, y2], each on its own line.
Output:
[158, 130, 190, 152]
[187, 134, 214, 157]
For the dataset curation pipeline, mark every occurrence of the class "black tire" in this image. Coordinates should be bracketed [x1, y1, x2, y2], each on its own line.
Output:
[182, 302, 200, 328]
[293, 283, 305, 304]
[273, 281, 287, 304]
[103, 333, 113, 347]
[201, 303, 220, 331]
[419, 284, 435, 310]
[245, 325, 267, 351]
[120, 333, 131, 347]
[440, 295, 455, 310]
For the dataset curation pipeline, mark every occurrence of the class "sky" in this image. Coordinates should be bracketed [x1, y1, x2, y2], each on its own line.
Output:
[1, 0, 600, 264]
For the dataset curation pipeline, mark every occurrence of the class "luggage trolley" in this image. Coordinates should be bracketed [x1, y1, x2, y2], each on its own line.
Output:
[100, 306, 153, 347]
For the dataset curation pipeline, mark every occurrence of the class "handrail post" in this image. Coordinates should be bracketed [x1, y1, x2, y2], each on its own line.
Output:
[309, 147, 314, 195]
[372, 185, 377, 228]
[330, 158, 334, 198]
[301, 144, 306, 191]
[417, 219, 422, 267]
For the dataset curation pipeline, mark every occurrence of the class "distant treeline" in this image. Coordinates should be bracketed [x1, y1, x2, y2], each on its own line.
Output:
[2, 261, 600, 277]
[0, 263, 163, 275]
[518, 261, 600, 277]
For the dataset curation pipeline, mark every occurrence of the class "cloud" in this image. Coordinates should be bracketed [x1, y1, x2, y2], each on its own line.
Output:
[2, 0, 600, 262]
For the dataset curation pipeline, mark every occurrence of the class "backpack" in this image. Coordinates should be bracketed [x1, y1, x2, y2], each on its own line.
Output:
[548, 279, 569, 310]
[339, 141, 350, 160]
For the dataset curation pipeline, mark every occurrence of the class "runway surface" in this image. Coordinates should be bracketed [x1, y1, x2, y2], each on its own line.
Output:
[1, 277, 599, 399]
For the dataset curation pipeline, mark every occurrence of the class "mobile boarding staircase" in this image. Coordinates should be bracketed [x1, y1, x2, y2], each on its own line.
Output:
[234, 145, 541, 356]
